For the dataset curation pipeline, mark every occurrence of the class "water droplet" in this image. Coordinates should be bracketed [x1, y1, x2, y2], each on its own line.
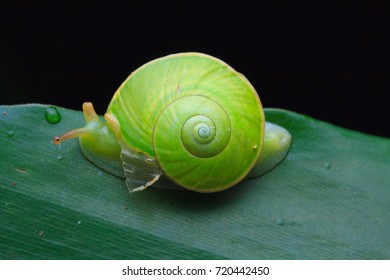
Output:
[45, 106, 62, 124]
[57, 155, 63, 160]
[324, 162, 331, 169]
[77, 220, 81, 225]
[276, 218, 286, 226]
[98, 170, 103, 176]
[7, 130, 15, 137]
[253, 144, 258, 150]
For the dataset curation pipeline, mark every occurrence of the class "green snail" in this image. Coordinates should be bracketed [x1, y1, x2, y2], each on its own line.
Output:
[54, 52, 291, 193]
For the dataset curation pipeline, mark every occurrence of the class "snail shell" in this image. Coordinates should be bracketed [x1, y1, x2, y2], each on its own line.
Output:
[54, 52, 291, 193]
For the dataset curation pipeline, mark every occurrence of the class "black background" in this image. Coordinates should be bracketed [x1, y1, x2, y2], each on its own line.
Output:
[1, 1, 389, 137]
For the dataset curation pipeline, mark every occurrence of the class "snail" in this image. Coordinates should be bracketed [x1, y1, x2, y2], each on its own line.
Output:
[54, 52, 291, 193]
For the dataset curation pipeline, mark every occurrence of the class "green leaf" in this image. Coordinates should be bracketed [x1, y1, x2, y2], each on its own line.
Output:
[1, 104, 389, 259]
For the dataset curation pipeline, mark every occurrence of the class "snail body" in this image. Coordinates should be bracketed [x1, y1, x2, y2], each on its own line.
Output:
[54, 53, 291, 193]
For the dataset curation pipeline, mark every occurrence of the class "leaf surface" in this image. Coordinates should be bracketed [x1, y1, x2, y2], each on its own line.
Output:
[1, 104, 389, 259]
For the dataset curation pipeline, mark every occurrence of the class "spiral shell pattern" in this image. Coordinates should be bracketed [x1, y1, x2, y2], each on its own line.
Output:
[107, 53, 264, 192]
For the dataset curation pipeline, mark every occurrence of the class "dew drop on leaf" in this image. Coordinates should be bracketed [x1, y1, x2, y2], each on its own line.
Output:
[45, 106, 62, 124]
[276, 218, 286, 226]
[7, 130, 15, 137]
[324, 162, 331, 169]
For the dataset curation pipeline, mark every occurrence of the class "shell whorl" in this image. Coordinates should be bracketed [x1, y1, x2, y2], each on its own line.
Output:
[107, 52, 264, 192]
[157, 95, 231, 159]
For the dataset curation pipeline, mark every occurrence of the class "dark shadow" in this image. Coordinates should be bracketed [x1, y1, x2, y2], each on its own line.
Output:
[127, 176, 264, 213]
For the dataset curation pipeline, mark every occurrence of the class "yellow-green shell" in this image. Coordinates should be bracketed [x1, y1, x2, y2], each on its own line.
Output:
[106, 53, 264, 192]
